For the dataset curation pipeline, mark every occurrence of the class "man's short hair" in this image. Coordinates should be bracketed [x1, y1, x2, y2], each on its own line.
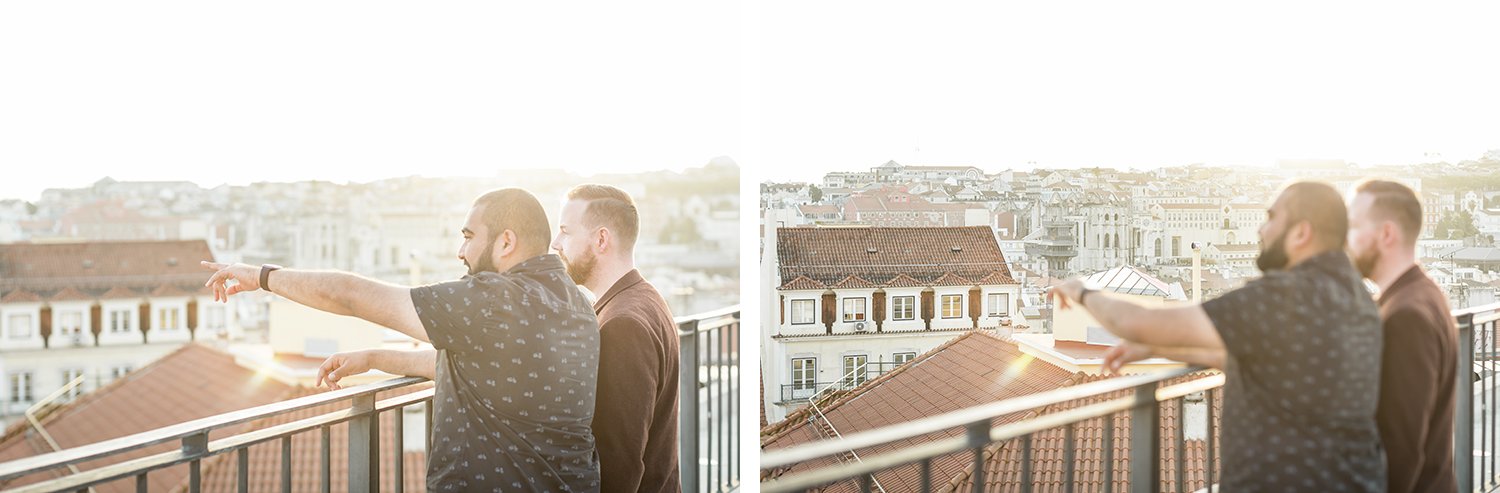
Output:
[1280, 181, 1349, 250]
[474, 188, 552, 257]
[566, 184, 640, 252]
[1355, 179, 1423, 247]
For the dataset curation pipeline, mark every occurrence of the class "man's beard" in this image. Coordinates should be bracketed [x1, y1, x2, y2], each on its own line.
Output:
[559, 248, 597, 286]
[1352, 242, 1380, 279]
[465, 238, 498, 275]
[1255, 229, 1291, 273]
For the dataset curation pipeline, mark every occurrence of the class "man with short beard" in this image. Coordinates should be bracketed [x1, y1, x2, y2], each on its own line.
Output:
[552, 184, 680, 493]
[207, 188, 602, 492]
[1349, 179, 1457, 492]
[1073, 181, 1385, 491]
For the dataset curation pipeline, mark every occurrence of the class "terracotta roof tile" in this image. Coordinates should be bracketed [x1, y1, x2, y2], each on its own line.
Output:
[832, 275, 878, 289]
[0, 290, 42, 303]
[0, 344, 297, 493]
[99, 286, 141, 299]
[777, 227, 1014, 287]
[148, 284, 190, 297]
[779, 275, 827, 291]
[930, 272, 973, 287]
[977, 271, 1019, 285]
[0, 240, 216, 293]
[47, 287, 94, 302]
[883, 273, 928, 288]
[761, 332, 1078, 491]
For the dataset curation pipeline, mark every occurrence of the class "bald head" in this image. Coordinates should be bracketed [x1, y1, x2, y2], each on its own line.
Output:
[1276, 181, 1349, 251]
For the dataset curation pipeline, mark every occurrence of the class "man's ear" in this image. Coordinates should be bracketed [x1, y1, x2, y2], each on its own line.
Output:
[1288, 221, 1314, 249]
[594, 227, 612, 255]
[495, 230, 518, 259]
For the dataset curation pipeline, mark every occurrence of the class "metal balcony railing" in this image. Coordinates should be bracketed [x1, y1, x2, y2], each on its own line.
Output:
[779, 362, 908, 403]
[0, 306, 739, 493]
[762, 303, 1500, 493]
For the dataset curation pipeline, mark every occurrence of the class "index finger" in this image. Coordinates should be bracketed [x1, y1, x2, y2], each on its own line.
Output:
[200, 261, 226, 271]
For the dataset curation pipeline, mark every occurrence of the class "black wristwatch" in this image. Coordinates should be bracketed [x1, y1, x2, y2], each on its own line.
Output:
[1078, 286, 1097, 306]
[260, 264, 282, 293]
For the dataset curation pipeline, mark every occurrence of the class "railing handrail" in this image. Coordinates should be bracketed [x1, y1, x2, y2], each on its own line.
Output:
[761, 366, 1201, 470]
[1454, 301, 1500, 324]
[675, 304, 741, 329]
[0, 376, 429, 482]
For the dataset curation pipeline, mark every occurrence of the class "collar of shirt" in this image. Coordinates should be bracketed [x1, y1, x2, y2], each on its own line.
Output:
[593, 269, 645, 313]
[1377, 264, 1428, 306]
[465, 253, 567, 282]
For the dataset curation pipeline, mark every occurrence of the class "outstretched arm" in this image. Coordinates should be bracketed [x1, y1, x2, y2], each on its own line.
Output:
[1048, 278, 1225, 350]
[202, 261, 428, 343]
[1102, 341, 1226, 374]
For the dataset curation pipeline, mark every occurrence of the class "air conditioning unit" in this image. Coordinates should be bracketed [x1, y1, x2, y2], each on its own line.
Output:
[853, 322, 867, 332]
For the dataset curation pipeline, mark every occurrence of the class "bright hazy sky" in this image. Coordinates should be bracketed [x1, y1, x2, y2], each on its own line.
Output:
[754, 2, 1500, 184]
[0, 2, 741, 202]
[4, 3, 1499, 201]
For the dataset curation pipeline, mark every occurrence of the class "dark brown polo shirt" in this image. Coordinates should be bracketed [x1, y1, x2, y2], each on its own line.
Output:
[592, 269, 681, 493]
[1377, 265, 1458, 493]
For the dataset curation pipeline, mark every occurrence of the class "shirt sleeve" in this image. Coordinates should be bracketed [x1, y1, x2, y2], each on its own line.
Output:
[1201, 273, 1291, 363]
[410, 277, 488, 355]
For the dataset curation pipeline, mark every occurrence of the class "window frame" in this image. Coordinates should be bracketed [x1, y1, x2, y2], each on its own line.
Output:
[987, 293, 1010, 317]
[941, 294, 964, 319]
[790, 299, 816, 325]
[842, 297, 867, 323]
[891, 296, 915, 321]
[791, 357, 817, 391]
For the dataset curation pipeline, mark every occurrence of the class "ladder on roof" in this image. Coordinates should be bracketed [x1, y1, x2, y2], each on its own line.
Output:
[804, 363, 888, 493]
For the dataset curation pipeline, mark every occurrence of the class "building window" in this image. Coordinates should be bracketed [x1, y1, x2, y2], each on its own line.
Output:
[9, 372, 32, 403]
[792, 358, 817, 391]
[894, 352, 917, 365]
[988, 293, 1010, 316]
[57, 311, 83, 338]
[6, 313, 33, 340]
[110, 365, 134, 381]
[790, 300, 815, 325]
[842, 298, 867, 322]
[892, 296, 915, 321]
[941, 294, 963, 318]
[158, 307, 181, 331]
[842, 355, 869, 386]
[206, 306, 227, 330]
[109, 309, 132, 334]
[61, 368, 85, 400]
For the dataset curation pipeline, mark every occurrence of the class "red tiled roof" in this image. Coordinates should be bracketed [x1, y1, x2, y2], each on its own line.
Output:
[99, 286, 141, 299]
[48, 287, 93, 302]
[777, 226, 1013, 287]
[930, 272, 972, 287]
[978, 271, 1019, 285]
[883, 273, 927, 288]
[0, 344, 297, 493]
[195, 384, 432, 493]
[779, 275, 827, 291]
[954, 373, 1222, 492]
[148, 284, 189, 297]
[0, 240, 216, 294]
[0, 289, 41, 303]
[760, 331, 1079, 492]
[832, 275, 878, 289]
[761, 332, 1224, 492]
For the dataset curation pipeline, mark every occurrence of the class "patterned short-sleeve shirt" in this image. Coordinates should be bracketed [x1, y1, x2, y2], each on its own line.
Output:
[1202, 250, 1385, 492]
[411, 254, 602, 492]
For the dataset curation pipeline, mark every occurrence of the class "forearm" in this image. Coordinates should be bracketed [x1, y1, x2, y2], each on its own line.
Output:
[1144, 345, 1226, 369]
[367, 349, 438, 380]
[267, 269, 389, 317]
[1081, 294, 1147, 340]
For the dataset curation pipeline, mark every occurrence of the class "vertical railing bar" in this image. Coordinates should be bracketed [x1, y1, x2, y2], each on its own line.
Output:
[1176, 397, 1186, 493]
[967, 421, 987, 493]
[281, 436, 293, 493]
[1487, 320, 1493, 487]
[1063, 423, 1075, 493]
[731, 317, 739, 487]
[1457, 314, 1474, 493]
[858, 473, 873, 493]
[679, 318, 700, 493]
[348, 393, 379, 493]
[1128, 382, 1161, 493]
[394, 407, 404, 493]
[136, 472, 148, 493]
[1491, 320, 1497, 488]
[920, 458, 932, 493]
[1207, 388, 1216, 490]
[321, 425, 332, 493]
[1020, 434, 1033, 493]
[706, 327, 715, 493]
[1103, 414, 1114, 493]
[190, 459, 201, 493]
[237, 447, 249, 493]
[722, 324, 730, 492]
